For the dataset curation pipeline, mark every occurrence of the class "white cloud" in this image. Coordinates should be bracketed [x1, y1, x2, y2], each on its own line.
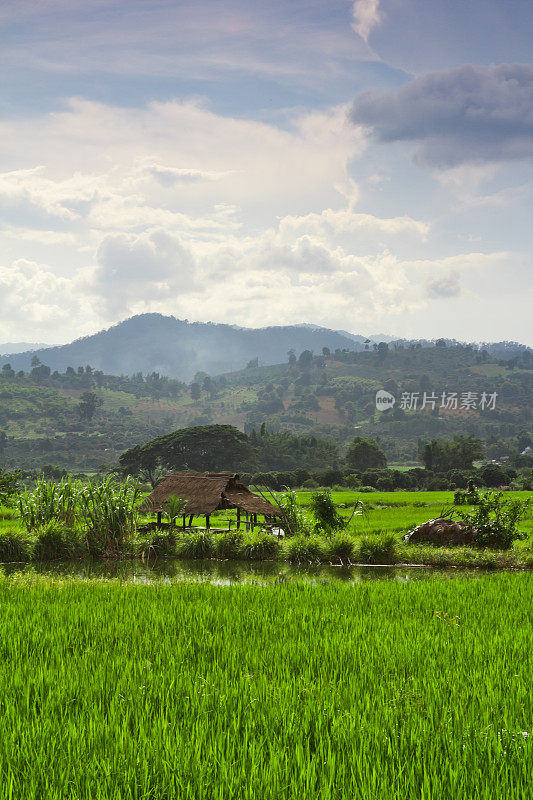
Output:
[94, 229, 198, 315]
[352, 0, 383, 43]
[0, 259, 91, 339]
[1, 99, 365, 229]
[278, 207, 429, 240]
[0, 95, 528, 345]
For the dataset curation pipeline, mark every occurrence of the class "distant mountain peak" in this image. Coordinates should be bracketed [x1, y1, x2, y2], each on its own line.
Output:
[0, 315, 366, 380]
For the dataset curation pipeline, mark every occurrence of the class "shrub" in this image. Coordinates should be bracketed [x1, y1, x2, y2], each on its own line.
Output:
[176, 531, 214, 559]
[357, 533, 397, 564]
[464, 491, 530, 549]
[302, 478, 318, 489]
[426, 477, 451, 490]
[447, 470, 471, 490]
[376, 477, 395, 492]
[358, 486, 376, 493]
[309, 490, 343, 532]
[326, 533, 356, 562]
[0, 529, 34, 562]
[33, 521, 82, 561]
[454, 480, 481, 506]
[283, 535, 325, 563]
[311, 469, 344, 487]
[511, 468, 533, 491]
[240, 531, 279, 561]
[479, 464, 509, 488]
[214, 531, 244, 560]
[345, 473, 361, 489]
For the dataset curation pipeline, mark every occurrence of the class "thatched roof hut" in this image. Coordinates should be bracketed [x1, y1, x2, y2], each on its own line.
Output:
[141, 472, 283, 520]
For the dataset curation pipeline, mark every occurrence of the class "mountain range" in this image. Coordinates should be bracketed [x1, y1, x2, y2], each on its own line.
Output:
[0, 314, 529, 382]
[0, 315, 368, 381]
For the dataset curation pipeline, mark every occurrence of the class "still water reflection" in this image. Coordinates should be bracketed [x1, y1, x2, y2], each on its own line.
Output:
[1, 558, 478, 584]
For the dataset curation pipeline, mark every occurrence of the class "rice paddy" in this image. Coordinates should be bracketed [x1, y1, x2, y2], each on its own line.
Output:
[0, 571, 530, 799]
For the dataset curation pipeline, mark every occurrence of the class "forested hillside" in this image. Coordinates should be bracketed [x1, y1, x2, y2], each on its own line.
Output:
[0, 339, 530, 473]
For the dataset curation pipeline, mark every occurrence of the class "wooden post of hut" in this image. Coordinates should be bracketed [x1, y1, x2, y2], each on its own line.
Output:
[157, 511, 162, 527]
[236, 508, 241, 530]
[206, 515, 210, 529]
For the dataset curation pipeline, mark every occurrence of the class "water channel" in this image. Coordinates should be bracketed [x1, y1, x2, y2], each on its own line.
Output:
[0, 558, 482, 584]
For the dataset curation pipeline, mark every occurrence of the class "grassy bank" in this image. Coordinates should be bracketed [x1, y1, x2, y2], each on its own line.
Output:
[1, 489, 531, 568]
[0, 572, 531, 798]
[2, 524, 533, 569]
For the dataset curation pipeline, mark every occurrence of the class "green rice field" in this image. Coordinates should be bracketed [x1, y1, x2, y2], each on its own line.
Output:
[0, 571, 531, 799]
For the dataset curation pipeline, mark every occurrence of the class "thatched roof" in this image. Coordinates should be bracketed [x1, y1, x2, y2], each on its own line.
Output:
[141, 472, 284, 517]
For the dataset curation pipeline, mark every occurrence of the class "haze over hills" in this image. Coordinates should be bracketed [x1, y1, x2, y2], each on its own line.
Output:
[0, 315, 367, 381]
[0, 314, 529, 382]
[0, 343, 50, 355]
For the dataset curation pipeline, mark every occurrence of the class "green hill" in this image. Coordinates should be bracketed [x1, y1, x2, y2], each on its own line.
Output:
[0, 341, 530, 472]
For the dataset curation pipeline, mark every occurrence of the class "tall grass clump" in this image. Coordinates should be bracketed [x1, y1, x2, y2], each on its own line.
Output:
[0, 506, 16, 521]
[79, 477, 141, 556]
[357, 533, 397, 564]
[33, 521, 83, 561]
[240, 531, 279, 561]
[18, 477, 79, 530]
[214, 531, 244, 560]
[0, 529, 34, 562]
[283, 535, 326, 563]
[139, 530, 178, 558]
[326, 533, 356, 563]
[176, 531, 214, 559]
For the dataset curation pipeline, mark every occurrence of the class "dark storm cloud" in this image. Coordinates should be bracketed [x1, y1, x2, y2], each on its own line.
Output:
[350, 64, 533, 167]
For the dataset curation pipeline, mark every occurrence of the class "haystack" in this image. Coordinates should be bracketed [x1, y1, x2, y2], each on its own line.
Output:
[405, 517, 474, 546]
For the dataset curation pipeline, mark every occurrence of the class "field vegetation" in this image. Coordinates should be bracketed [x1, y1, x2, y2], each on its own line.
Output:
[0, 571, 530, 798]
[0, 476, 531, 569]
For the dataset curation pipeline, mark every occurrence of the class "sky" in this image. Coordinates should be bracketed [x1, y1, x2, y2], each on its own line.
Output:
[1, 0, 532, 346]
